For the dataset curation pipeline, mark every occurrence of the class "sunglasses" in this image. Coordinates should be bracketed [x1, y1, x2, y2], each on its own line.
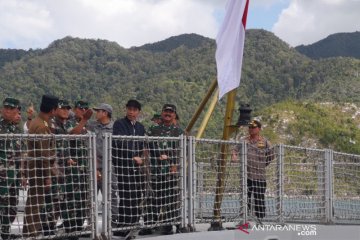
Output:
[78, 107, 89, 110]
[248, 126, 258, 129]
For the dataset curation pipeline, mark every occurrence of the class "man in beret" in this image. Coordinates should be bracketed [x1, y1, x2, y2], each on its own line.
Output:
[23, 94, 59, 237]
[0, 97, 23, 239]
[142, 103, 184, 235]
[112, 99, 146, 238]
[232, 119, 274, 222]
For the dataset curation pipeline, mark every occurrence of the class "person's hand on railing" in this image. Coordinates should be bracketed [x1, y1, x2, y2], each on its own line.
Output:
[96, 170, 102, 181]
[44, 178, 51, 188]
[67, 159, 77, 166]
[159, 154, 168, 161]
[170, 164, 177, 174]
[21, 176, 28, 189]
[231, 150, 239, 163]
[133, 156, 143, 165]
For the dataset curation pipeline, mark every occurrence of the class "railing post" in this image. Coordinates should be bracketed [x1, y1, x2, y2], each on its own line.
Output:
[241, 140, 248, 223]
[180, 135, 187, 229]
[187, 136, 195, 230]
[89, 133, 99, 239]
[325, 149, 334, 223]
[101, 133, 110, 239]
[277, 144, 284, 224]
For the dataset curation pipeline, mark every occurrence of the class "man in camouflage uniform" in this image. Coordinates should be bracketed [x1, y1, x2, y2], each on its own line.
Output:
[142, 104, 183, 235]
[23, 95, 59, 237]
[0, 97, 22, 239]
[63, 100, 92, 236]
[49, 100, 72, 233]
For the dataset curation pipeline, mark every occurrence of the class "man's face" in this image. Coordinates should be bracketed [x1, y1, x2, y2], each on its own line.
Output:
[248, 125, 260, 136]
[1, 106, 19, 122]
[74, 107, 87, 118]
[13, 109, 21, 124]
[161, 110, 176, 125]
[56, 107, 70, 120]
[95, 109, 107, 122]
[126, 106, 140, 122]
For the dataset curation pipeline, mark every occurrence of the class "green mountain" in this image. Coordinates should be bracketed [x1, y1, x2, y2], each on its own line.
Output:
[295, 31, 360, 59]
[0, 29, 360, 153]
[133, 33, 213, 52]
[258, 101, 360, 154]
[0, 49, 28, 68]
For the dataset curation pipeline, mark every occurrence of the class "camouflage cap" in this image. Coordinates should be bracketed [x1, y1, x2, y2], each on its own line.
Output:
[58, 100, 71, 109]
[74, 100, 89, 109]
[3, 97, 21, 110]
[162, 103, 176, 113]
[151, 113, 161, 120]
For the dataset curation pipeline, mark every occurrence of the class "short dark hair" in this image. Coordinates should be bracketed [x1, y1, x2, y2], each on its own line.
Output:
[40, 95, 59, 113]
[126, 99, 141, 110]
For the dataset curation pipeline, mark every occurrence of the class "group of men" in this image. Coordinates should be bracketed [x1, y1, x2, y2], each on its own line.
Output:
[0, 95, 184, 239]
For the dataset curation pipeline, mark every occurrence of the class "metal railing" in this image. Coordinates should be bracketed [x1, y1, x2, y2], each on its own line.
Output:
[0, 134, 359, 239]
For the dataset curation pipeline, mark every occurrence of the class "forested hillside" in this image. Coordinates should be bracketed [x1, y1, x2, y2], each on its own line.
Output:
[1, 29, 360, 152]
[295, 31, 360, 59]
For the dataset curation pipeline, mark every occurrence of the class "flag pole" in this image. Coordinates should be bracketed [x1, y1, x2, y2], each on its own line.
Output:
[185, 79, 217, 134]
[209, 89, 237, 230]
[209, 0, 250, 229]
[195, 88, 219, 139]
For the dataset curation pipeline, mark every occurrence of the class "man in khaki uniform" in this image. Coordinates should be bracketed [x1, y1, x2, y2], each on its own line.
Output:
[232, 120, 274, 220]
[23, 95, 59, 237]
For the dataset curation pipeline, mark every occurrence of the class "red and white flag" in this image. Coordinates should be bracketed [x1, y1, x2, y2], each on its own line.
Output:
[216, 0, 250, 100]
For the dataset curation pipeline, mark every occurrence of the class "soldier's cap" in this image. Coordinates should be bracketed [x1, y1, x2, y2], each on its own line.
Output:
[248, 120, 261, 128]
[151, 113, 161, 120]
[162, 104, 176, 113]
[74, 100, 89, 109]
[58, 100, 71, 109]
[3, 97, 21, 110]
[93, 103, 113, 114]
[126, 99, 141, 111]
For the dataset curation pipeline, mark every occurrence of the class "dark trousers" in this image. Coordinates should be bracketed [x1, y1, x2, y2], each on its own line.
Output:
[116, 171, 143, 226]
[0, 186, 18, 238]
[247, 179, 266, 219]
[144, 175, 179, 226]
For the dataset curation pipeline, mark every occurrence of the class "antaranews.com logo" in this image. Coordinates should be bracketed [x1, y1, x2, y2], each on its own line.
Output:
[238, 222, 317, 237]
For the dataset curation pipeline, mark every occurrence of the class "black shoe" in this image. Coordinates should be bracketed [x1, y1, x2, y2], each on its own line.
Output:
[138, 228, 153, 235]
[113, 230, 130, 237]
[1, 233, 21, 239]
[67, 237, 79, 240]
[43, 230, 55, 236]
[56, 223, 64, 229]
[161, 225, 173, 235]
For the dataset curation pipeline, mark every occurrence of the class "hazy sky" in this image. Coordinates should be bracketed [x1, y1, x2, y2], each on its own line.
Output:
[0, 0, 359, 49]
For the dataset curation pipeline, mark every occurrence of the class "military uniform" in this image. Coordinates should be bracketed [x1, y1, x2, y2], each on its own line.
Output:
[146, 122, 183, 230]
[61, 101, 89, 233]
[235, 120, 274, 219]
[49, 100, 73, 232]
[0, 97, 22, 239]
